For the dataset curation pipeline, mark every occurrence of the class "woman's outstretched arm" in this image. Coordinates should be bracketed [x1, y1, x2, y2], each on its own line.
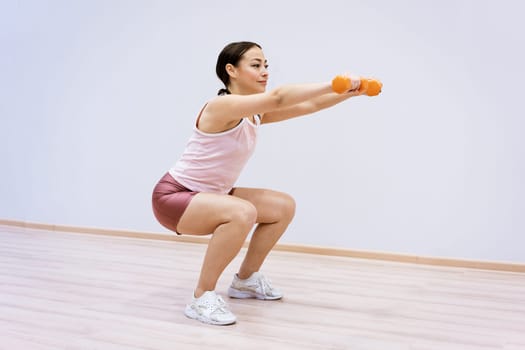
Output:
[261, 75, 382, 124]
[260, 88, 362, 124]
[200, 82, 333, 132]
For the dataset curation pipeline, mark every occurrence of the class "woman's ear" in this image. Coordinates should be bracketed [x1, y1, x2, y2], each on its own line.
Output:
[226, 63, 237, 78]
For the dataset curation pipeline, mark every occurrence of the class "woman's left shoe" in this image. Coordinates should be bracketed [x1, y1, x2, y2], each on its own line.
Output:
[227, 272, 283, 300]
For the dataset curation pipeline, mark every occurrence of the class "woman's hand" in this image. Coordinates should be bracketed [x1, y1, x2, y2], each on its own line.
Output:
[332, 74, 383, 96]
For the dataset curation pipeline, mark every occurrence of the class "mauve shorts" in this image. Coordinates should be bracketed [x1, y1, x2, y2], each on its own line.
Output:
[152, 173, 198, 234]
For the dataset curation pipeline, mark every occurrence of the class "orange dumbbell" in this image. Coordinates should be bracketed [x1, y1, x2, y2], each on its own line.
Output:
[358, 78, 383, 96]
[331, 75, 353, 94]
[331, 75, 382, 96]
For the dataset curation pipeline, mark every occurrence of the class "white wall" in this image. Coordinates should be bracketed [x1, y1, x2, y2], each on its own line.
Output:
[2, 0, 524, 263]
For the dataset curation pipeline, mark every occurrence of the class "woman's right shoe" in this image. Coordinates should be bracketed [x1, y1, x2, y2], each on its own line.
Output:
[184, 290, 236, 325]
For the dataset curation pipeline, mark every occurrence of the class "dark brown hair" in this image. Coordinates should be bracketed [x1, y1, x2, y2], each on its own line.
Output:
[216, 41, 262, 95]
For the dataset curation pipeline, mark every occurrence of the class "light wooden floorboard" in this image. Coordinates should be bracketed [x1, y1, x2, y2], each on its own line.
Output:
[1, 224, 524, 350]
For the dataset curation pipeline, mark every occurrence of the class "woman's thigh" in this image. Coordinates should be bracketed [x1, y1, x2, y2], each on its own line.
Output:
[230, 188, 296, 224]
[176, 192, 256, 235]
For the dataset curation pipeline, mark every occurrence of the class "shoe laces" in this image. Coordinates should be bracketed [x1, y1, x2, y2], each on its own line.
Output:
[210, 295, 230, 315]
[256, 274, 274, 295]
[197, 292, 231, 316]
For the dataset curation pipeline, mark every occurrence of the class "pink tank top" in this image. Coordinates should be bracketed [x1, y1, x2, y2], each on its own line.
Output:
[169, 113, 261, 194]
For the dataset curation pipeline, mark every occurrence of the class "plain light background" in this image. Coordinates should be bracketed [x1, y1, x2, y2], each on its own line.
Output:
[1, 0, 524, 263]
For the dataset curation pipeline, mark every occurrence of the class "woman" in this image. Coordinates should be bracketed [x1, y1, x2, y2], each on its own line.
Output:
[152, 41, 377, 325]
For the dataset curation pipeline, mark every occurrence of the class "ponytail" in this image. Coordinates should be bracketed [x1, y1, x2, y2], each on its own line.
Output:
[218, 88, 231, 96]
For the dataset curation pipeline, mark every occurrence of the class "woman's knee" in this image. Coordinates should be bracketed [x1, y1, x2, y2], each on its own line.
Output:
[230, 201, 258, 229]
[276, 192, 296, 221]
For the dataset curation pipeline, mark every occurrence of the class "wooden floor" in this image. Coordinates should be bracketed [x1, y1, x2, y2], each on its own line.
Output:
[1, 225, 524, 350]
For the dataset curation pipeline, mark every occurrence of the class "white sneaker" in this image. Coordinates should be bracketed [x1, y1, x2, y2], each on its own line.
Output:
[228, 272, 283, 300]
[184, 291, 236, 325]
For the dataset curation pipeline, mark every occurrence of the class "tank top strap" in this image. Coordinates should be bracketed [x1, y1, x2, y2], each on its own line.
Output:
[195, 103, 208, 128]
[197, 104, 261, 129]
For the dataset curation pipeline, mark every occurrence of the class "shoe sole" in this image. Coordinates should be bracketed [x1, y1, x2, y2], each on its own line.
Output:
[227, 287, 283, 300]
[184, 306, 236, 326]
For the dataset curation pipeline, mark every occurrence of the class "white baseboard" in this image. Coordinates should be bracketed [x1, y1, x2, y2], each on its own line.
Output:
[1, 218, 523, 273]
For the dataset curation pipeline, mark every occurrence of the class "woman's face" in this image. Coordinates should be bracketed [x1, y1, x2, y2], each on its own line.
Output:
[234, 46, 269, 94]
